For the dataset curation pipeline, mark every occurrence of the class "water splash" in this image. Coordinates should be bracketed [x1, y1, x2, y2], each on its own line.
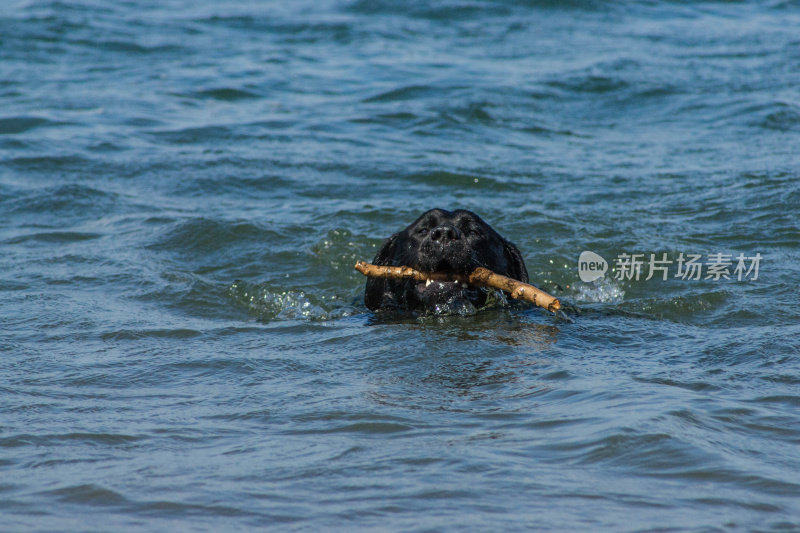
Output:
[570, 277, 625, 304]
[228, 281, 356, 322]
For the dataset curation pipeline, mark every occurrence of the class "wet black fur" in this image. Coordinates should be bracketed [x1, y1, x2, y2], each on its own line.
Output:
[365, 209, 529, 312]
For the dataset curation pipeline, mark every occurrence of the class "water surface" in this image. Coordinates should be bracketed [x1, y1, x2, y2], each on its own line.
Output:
[2, 1, 799, 531]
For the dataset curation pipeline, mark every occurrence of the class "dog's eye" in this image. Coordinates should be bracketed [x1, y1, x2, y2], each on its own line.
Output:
[416, 228, 428, 236]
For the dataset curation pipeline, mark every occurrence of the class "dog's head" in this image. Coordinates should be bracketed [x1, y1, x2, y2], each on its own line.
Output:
[364, 208, 529, 313]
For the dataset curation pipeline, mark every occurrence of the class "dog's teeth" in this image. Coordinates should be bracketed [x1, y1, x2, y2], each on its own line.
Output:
[426, 279, 433, 287]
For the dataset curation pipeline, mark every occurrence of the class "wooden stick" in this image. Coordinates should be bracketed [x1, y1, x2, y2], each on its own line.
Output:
[354, 260, 561, 313]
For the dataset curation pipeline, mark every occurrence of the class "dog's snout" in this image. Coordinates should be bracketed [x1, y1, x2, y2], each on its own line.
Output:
[430, 224, 461, 244]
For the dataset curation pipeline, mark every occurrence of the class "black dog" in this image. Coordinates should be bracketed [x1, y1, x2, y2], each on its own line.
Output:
[365, 209, 529, 313]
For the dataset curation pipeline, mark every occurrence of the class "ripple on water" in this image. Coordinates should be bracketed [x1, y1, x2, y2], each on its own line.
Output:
[749, 101, 800, 132]
[1, 432, 143, 450]
[192, 87, 261, 101]
[0, 116, 71, 135]
[41, 484, 128, 506]
[149, 218, 272, 255]
[5, 183, 120, 226]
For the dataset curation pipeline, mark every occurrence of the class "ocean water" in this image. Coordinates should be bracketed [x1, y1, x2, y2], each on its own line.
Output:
[1, 0, 799, 531]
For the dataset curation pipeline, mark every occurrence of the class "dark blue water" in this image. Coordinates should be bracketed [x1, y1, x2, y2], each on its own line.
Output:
[2, 1, 799, 531]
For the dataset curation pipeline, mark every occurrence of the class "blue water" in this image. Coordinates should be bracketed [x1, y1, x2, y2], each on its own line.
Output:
[2, 1, 800, 531]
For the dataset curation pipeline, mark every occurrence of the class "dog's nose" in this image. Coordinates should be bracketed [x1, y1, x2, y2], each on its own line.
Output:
[430, 224, 461, 244]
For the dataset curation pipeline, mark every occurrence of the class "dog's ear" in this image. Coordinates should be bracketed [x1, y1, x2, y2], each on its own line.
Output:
[503, 239, 529, 283]
[364, 233, 400, 310]
[370, 232, 400, 266]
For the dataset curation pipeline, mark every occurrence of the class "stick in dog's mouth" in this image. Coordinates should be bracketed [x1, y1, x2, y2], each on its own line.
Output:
[354, 260, 561, 313]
